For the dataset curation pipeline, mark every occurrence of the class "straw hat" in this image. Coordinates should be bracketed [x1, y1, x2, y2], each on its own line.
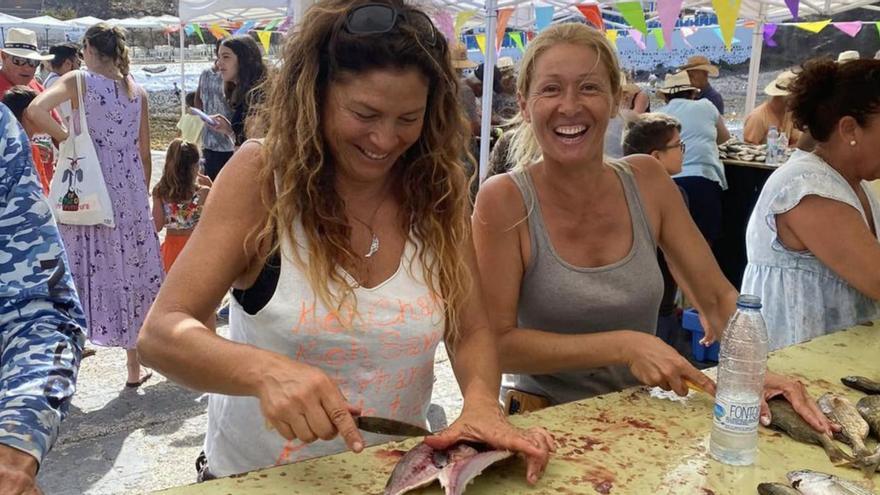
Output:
[620, 71, 639, 92]
[496, 56, 516, 71]
[657, 71, 699, 94]
[764, 70, 796, 96]
[837, 50, 860, 63]
[2, 28, 54, 61]
[451, 43, 477, 69]
[679, 55, 719, 77]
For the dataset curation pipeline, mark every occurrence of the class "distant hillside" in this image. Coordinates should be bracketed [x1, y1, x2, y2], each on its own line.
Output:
[40, 0, 177, 19]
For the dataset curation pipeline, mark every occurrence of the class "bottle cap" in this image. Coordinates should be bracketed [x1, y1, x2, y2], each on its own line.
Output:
[736, 294, 762, 309]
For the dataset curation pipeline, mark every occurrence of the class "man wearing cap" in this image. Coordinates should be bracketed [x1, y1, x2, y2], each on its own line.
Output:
[744, 70, 802, 146]
[679, 55, 724, 115]
[0, 29, 54, 96]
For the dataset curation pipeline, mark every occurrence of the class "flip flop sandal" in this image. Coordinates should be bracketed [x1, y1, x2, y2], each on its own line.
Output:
[125, 371, 153, 389]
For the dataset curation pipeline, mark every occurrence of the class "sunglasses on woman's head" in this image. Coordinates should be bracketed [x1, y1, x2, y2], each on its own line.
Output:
[10, 56, 41, 68]
[344, 3, 438, 47]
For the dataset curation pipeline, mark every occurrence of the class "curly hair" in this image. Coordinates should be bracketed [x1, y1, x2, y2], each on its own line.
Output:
[154, 139, 201, 203]
[507, 23, 622, 170]
[253, 0, 473, 346]
[788, 58, 880, 142]
[84, 23, 133, 98]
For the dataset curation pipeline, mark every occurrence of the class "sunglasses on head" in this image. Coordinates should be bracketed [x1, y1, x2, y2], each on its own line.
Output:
[10, 56, 41, 68]
[344, 3, 438, 47]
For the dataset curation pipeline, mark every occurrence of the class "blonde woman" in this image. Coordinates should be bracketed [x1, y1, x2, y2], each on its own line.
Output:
[472, 23, 833, 434]
[138, 0, 551, 481]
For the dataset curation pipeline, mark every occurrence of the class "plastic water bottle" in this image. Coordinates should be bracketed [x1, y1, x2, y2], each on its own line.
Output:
[710, 294, 769, 466]
[766, 126, 779, 165]
[777, 131, 788, 162]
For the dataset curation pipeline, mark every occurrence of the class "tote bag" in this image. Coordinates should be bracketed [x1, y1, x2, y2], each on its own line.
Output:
[49, 71, 115, 227]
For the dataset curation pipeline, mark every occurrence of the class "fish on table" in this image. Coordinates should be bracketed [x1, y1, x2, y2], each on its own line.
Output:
[842, 377, 880, 395]
[757, 482, 803, 495]
[818, 394, 874, 466]
[767, 399, 852, 465]
[843, 396, 880, 474]
[384, 442, 513, 495]
[787, 469, 877, 495]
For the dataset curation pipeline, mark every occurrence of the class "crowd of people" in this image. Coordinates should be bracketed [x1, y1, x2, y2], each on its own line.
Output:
[1, 0, 879, 492]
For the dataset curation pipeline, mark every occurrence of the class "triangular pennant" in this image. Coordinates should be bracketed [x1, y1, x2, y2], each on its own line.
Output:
[629, 29, 646, 50]
[617, 2, 648, 35]
[184, 23, 195, 36]
[657, 0, 683, 49]
[264, 18, 281, 31]
[763, 23, 778, 47]
[576, 4, 605, 31]
[605, 29, 618, 49]
[193, 24, 205, 43]
[877, 22, 880, 38]
[234, 20, 255, 36]
[712, 27, 741, 45]
[785, 0, 799, 20]
[833, 21, 862, 37]
[209, 23, 231, 39]
[496, 8, 515, 51]
[535, 6, 554, 32]
[711, 0, 742, 50]
[257, 30, 272, 53]
[795, 20, 831, 33]
[652, 27, 664, 50]
[475, 34, 487, 55]
[277, 16, 292, 32]
[455, 10, 477, 39]
[511, 31, 526, 53]
[434, 10, 455, 41]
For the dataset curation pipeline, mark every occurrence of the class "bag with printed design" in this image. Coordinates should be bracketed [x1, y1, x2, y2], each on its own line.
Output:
[49, 71, 115, 227]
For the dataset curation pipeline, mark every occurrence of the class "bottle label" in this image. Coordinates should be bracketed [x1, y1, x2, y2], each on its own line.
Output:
[713, 397, 760, 434]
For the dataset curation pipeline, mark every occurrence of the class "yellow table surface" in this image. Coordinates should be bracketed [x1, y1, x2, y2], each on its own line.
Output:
[156, 324, 879, 494]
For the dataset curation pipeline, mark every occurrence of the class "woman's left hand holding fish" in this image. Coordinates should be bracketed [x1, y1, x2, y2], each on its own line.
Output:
[423, 398, 554, 485]
[761, 372, 838, 435]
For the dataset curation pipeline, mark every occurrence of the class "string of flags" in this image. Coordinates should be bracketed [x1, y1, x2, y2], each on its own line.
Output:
[174, 17, 290, 53]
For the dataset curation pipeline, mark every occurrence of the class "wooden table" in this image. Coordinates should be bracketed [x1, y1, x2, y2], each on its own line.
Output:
[156, 324, 879, 494]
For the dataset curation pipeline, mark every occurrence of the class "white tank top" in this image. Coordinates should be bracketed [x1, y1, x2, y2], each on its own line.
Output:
[204, 223, 446, 477]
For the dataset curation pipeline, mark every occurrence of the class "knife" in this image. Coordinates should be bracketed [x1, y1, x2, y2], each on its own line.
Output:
[355, 416, 432, 437]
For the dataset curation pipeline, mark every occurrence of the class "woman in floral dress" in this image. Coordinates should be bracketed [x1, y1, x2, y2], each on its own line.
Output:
[29, 23, 162, 387]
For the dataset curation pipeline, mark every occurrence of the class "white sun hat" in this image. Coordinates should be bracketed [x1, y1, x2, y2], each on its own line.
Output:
[2, 28, 54, 61]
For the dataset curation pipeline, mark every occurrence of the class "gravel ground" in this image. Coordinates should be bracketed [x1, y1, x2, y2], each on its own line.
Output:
[35, 150, 463, 495]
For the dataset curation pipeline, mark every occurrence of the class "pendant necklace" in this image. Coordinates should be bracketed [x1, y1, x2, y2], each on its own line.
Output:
[349, 195, 389, 258]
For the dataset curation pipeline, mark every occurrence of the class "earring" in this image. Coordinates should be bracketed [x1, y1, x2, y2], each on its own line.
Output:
[850, 140, 857, 146]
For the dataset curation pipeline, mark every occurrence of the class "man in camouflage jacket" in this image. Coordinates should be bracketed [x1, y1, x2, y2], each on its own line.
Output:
[0, 103, 85, 494]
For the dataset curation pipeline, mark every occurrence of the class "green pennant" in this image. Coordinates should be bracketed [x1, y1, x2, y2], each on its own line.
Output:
[616, 1, 648, 35]
[193, 24, 205, 43]
[511, 32, 525, 53]
[652, 27, 664, 49]
[264, 18, 281, 31]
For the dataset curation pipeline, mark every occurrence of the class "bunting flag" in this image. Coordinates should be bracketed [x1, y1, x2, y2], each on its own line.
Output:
[794, 20, 830, 33]
[475, 34, 487, 55]
[209, 24, 231, 39]
[434, 10, 455, 41]
[651, 27, 664, 50]
[877, 22, 880, 38]
[833, 21, 862, 37]
[184, 24, 195, 36]
[455, 10, 477, 39]
[629, 29, 646, 50]
[511, 31, 526, 52]
[496, 8, 514, 51]
[711, 0, 742, 50]
[657, 0, 683, 49]
[277, 16, 292, 32]
[257, 30, 272, 53]
[535, 6, 554, 32]
[605, 29, 618, 49]
[763, 23, 778, 47]
[576, 4, 605, 31]
[234, 20, 255, 36]
[712, 27, 740, 45]
[193, 24, 205, 43]
[264, 18, 281, 31]
[784, 0, 800, 20]
[617, 2, 648, 35]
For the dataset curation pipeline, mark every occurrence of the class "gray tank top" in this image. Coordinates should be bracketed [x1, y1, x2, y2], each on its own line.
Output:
[507, 160, 664, 404]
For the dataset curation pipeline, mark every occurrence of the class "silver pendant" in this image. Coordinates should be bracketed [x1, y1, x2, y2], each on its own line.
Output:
[365, 233, 380, 258]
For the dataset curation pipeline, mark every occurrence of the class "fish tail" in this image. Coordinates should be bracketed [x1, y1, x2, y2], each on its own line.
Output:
[820, 435, 854, 465]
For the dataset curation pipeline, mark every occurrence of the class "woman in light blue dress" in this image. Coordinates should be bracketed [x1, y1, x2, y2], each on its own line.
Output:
[742, 58, 880, 350]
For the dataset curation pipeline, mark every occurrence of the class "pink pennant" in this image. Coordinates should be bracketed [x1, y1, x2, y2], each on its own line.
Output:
[763, 23, 778, 47]
[784, 0, 799, 20]
[658, 0, 684, 49]
[833, 21, 863, 37]
[433, 10, 455, 41]
[629, 28, 646, 50]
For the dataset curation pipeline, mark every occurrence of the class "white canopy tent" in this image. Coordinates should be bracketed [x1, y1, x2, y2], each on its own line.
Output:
[0, 13, 25, 44]
[68, 16, 106, 28]
[20, 15, 80, 45]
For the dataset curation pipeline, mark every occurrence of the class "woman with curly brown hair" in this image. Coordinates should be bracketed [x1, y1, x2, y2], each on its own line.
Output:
[138, 0, 551, 481]
[742, 58, 880, 350]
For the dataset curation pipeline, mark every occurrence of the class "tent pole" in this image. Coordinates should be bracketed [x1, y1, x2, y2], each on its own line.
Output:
[744, 2, 766, 116]
[478, 0, 498, 184]
[180, 25, 186, 116]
